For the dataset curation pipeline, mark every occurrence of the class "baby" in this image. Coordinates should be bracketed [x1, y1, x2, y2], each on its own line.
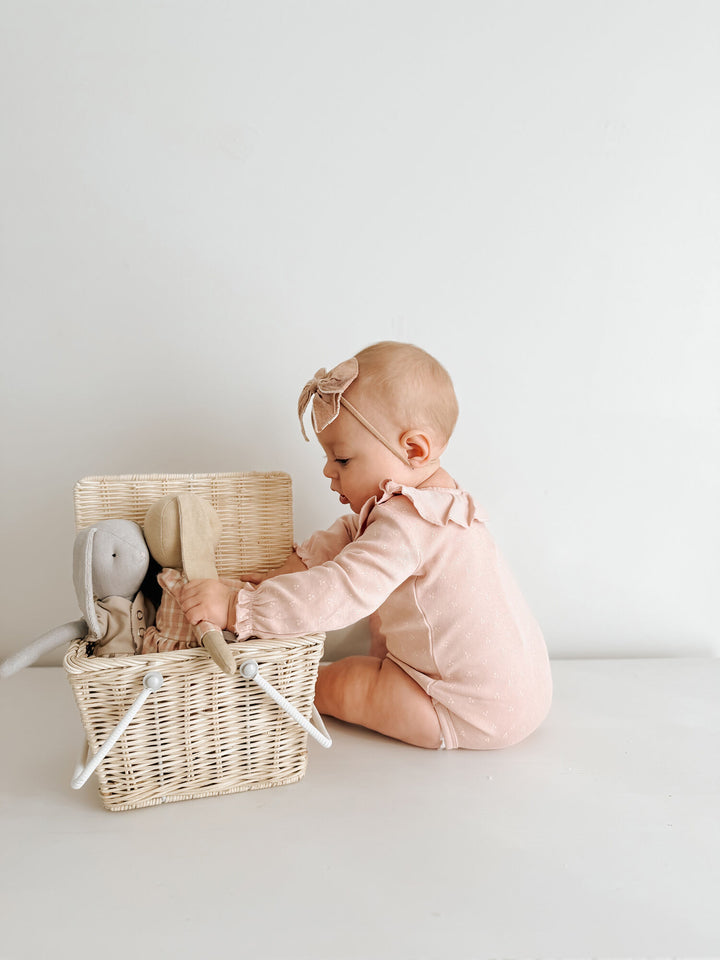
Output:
[180, 341, 552, 749]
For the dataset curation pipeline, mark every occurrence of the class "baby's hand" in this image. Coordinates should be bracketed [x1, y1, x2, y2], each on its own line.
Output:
[179, 579, 234, 631]
[242, 549, 308, 584]
[239, 571, 267, 585]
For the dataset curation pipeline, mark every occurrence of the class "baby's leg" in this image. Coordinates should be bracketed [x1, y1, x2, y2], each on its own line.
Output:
[315, 656, 442, 749]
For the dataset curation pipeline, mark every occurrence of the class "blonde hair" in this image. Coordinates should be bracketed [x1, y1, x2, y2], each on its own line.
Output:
[352, 341, 459, 445]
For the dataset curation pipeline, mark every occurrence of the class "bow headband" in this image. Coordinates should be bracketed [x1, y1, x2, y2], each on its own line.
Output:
[298, 358, 413, 468]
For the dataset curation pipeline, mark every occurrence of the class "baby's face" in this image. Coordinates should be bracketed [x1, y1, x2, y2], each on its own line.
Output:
[317, 408, 407, 513]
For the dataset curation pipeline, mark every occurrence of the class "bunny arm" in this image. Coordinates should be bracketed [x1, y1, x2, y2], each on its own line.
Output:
[0, 618, 88, 679]
[195, 622, 237, 675]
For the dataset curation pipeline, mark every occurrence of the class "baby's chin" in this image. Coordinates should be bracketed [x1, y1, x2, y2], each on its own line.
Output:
[342, 493, 368, 514]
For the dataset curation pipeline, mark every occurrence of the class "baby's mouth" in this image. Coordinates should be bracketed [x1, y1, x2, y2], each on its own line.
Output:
[331, 483, 349, 505]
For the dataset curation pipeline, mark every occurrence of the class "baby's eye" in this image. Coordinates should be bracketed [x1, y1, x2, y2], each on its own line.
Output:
[335, 458, 350, 466]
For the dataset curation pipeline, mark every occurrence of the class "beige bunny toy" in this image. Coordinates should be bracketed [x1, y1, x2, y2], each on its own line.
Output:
[143, 494, 236, 675]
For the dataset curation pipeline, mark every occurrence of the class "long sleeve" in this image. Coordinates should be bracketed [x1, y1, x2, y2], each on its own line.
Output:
[296, 513, 359, 568]
[231, 499, 420, 640]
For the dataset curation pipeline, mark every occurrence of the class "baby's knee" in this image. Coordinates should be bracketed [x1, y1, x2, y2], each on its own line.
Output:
[315, 656, 383, 722]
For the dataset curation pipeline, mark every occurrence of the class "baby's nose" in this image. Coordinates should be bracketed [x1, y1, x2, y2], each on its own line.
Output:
[323, 461, 335, 479]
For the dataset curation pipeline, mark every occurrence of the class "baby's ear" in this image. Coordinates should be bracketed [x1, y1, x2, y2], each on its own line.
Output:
[400, 430, 433, 466]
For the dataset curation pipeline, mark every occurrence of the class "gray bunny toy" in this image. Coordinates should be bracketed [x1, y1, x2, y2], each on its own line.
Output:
[0, 519, 155, 678]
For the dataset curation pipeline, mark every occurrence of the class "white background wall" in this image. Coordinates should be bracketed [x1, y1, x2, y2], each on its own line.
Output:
[1, 0, 718, 665]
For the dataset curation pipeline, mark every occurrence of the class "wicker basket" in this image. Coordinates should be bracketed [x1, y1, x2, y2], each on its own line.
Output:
[64, 473, 326, 812]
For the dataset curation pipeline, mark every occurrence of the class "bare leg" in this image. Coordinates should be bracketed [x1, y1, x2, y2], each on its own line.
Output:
[315, 656, 443, 749]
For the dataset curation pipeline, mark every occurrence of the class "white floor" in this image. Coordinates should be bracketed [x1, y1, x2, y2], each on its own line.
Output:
[1, 658, 719, 960]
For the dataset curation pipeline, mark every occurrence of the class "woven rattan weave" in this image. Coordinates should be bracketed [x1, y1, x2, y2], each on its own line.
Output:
[65, 473, 325, 811]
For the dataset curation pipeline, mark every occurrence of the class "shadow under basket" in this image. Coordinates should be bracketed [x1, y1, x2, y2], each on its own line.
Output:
[64, 472, 326, 812]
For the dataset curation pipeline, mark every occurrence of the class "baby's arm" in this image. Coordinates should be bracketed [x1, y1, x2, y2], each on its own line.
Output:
[227, 512, 357, 587]
[242, 548, 308, 584]
[180, 551, 308, 625]
[296, 515, 358, 568]
[180, 514, 355, 624]
[316, 656, 442, 749]
[185, 499, 420, 641]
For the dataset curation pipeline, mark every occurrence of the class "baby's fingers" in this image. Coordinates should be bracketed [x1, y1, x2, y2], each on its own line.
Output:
[178, 580, 209, 620]
[179, 579, 231, 629]
[178, 579, 202, 608]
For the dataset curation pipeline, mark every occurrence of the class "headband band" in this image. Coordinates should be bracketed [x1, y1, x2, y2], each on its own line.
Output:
[298, 359, 413, 468]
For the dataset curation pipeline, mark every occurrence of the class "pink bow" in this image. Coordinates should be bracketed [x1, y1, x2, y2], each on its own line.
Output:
[298, 358, 359, 440]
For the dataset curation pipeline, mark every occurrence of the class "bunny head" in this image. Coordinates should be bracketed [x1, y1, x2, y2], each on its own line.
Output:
[143, 494, 222, 580]
[73, 519, 150, 640]
[0, 518, 151, 679]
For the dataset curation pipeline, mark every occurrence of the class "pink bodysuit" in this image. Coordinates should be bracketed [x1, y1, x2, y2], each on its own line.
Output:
[230, 481, 552, 750]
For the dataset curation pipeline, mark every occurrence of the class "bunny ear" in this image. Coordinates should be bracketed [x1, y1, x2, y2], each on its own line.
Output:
[177, 494, 221, 581]
[73, 527, 101, 639]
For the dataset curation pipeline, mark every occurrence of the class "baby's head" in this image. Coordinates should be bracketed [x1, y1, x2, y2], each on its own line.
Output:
[299, 341, 458, 512]
[348, 341, 458, 451]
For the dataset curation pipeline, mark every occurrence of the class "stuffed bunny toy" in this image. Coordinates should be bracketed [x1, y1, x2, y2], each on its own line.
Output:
[0, 519, 154, 679]
[142, 493, 237, 675]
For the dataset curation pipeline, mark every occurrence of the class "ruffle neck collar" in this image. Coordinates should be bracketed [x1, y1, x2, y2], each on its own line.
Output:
[357, 479, 487, 531]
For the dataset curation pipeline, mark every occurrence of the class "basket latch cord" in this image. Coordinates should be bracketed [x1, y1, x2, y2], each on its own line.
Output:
[239, 659, 332, 749]
[71, 671, 164, 790]
[71, 663, 332, 790]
